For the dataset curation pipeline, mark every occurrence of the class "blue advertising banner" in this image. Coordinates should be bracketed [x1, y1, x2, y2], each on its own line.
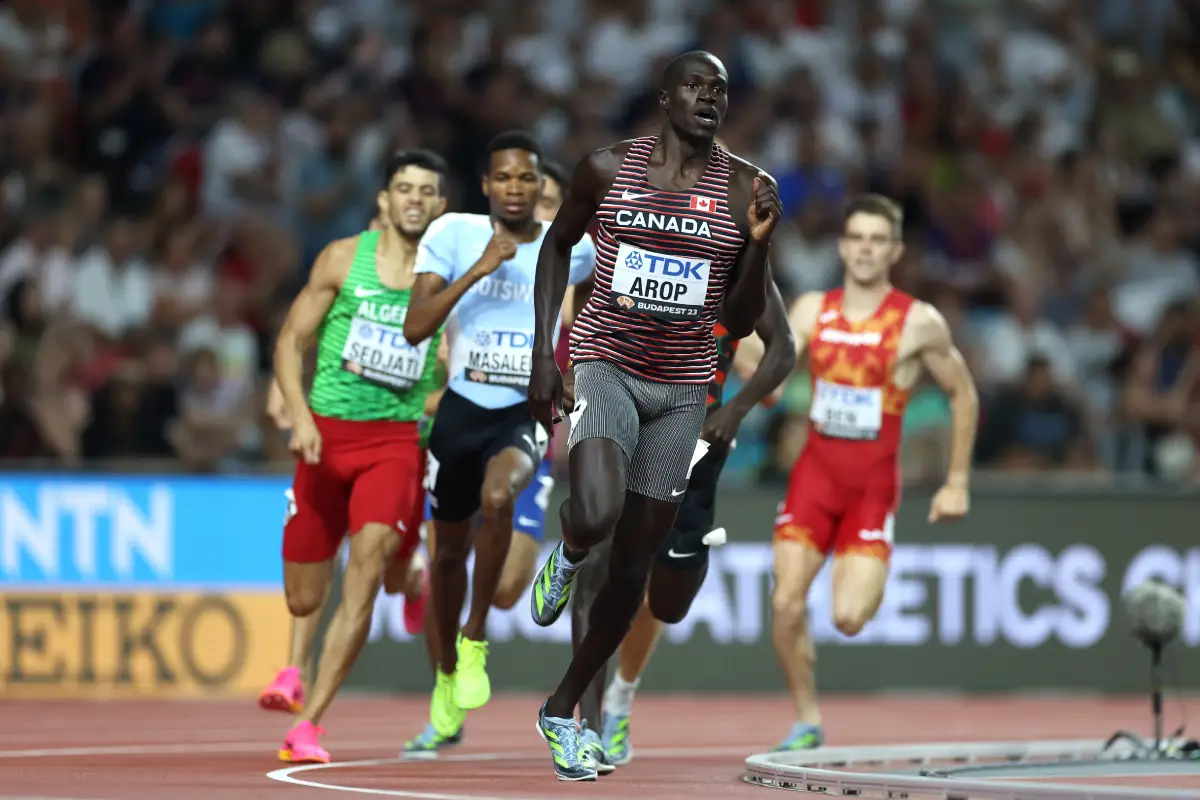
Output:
[0, 475, 290, 589]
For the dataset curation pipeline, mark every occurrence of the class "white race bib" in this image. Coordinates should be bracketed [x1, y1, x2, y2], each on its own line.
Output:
[460, 329, 534, 388]
[609, 243, 710, 320]
[341, 315, 431, 391]
[809, 379, 882, 440]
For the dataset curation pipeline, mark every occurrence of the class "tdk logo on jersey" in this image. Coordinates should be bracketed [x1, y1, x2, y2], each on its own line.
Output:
[622, 250, 706, 280]
[823, 385, 875, 406]
[476, 330, 533, 349]
[358, 322, 421, 351]
[615, 209, 712, 238]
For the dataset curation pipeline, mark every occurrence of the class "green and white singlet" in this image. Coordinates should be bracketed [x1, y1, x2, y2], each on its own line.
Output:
[309, 230, 440, 422]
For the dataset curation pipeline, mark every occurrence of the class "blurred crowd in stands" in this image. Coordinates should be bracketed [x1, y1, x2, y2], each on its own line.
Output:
[0, 0, 1198, 486]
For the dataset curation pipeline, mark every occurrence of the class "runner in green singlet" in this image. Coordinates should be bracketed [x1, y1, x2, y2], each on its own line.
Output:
[260, 150, 450, 765]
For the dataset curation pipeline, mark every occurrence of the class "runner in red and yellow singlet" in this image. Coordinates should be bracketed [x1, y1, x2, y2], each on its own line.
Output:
[771, 194, 980, 752]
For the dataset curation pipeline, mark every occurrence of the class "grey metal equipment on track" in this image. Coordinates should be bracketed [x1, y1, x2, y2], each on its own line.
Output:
[744, 740, 1200, 799]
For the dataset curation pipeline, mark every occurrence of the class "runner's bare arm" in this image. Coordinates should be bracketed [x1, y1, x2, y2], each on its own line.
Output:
[786, 291, 824, 368]
[274, 238, 353, 425]
[722, 159, 781, 338]
[914, 302, 979, 489]
[723, 275, 794, 412]
[404, 231, 512, 345]
[532, 148, 619, 358]
[424, 337, 450, 416]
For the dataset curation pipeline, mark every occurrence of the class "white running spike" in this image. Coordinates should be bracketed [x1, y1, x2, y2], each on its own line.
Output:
[701, 527, 727, 547]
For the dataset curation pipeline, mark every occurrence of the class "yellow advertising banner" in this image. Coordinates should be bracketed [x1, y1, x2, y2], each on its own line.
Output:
[0, 592, 290, 699]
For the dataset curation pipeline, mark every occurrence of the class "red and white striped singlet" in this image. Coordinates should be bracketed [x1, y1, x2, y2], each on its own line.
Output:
[569, 137, 746, 384]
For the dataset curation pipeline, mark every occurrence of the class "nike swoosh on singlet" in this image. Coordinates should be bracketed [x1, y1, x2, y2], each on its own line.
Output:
[670, 488, 686, 497]
[621, 189, 657, 201]
[354, 286, 385, 298]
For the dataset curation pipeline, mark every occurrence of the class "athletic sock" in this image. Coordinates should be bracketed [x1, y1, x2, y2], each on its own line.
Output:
[604, 674, 640, 717]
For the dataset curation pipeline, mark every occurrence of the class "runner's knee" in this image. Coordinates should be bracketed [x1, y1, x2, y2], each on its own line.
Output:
[479, 482, 515, 521]
[286, 585, 325, 618]
[771, 584, 810, 629]
[432, 521, 472, 562]
[833, 611, 868, 637]
[283, 560, 331, 617]
[567, 491, 622, 548]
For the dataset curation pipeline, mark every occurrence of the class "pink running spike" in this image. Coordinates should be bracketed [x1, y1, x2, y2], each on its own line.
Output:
[259, 666, 304, 714]
[278, 720, 329, 764]
[403, 568, 429, 635]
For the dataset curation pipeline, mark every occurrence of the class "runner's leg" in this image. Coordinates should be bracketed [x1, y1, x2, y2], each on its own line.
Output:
[541, 365, 707, 721]
[295, 447, 423, 729]
[493, 530, 540, 608]
[267, 467, 348, 716]
[601, 443, 726, 762]
[572, 537, 616, 773]
[298, 520, 401, 726]
[771, 456, 837, 750]
[493, 461, 552, 608]
[829, 504, 894, 636]
[455, 441, 538, 709]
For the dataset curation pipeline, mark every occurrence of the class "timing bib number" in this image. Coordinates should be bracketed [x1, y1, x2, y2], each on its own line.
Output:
[341, 316, 430, 391]
[609, 243, 710, 320]
[463, 329, 534, 388]
[809, 379, 882, 440]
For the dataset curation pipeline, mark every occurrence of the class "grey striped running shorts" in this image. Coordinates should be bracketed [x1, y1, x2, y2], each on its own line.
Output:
[567, 360, 709, 503]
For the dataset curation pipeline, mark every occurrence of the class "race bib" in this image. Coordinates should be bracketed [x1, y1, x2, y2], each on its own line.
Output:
[463, 329, 534, 388]
[609, 243, 710, 320]
[341, 315, 431, 391]
[809, 379, 882, 440]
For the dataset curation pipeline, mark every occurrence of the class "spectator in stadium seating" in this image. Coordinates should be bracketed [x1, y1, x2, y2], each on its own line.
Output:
[976, 355, 1091, 471]
[169, 345, 247, 469]
[159, 16, 238, 135]
[1121, 300, 1200, 476]
[151, 222, 213, 331]
[201, 84, 283, 221]
[0, 357, 45, 461]
[72, 212, 153, 342]
[0, 195, 74, 315]
[293, 106, 374, 267]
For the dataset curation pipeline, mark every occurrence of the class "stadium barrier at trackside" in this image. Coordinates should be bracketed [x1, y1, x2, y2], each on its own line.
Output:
[1, 476, 1197, 696]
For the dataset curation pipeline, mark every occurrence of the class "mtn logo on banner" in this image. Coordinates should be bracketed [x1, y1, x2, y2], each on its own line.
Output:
[689, 196, 715, 213]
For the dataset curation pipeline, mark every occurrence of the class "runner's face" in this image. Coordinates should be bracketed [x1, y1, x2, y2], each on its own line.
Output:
[378, 166, 446, 236]
[838, 212, 904, 286]
[484, 149, 540, 227]
[662, 60, 728, 138]
[536, 177, 562, 222]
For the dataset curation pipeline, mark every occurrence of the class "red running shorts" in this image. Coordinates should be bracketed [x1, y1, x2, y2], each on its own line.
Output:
[772, 450, 897, 563]
[283, 414, 424, 564]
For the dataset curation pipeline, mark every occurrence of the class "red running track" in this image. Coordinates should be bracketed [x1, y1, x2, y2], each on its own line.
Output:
[0, 694, 1194, 799]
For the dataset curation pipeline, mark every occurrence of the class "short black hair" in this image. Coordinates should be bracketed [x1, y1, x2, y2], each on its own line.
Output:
[383, 149, 449, 193]
[481, 130, 542, 176]
[661, 50, 725, 89]
[541, 160, 568, 189]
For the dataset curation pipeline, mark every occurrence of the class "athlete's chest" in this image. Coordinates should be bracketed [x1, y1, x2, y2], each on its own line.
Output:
[808, 306, 909, 387]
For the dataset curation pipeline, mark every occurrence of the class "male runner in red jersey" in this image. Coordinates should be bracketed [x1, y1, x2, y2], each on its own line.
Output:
[526, 50, 783, 781]
[771, 193, 979, 750]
